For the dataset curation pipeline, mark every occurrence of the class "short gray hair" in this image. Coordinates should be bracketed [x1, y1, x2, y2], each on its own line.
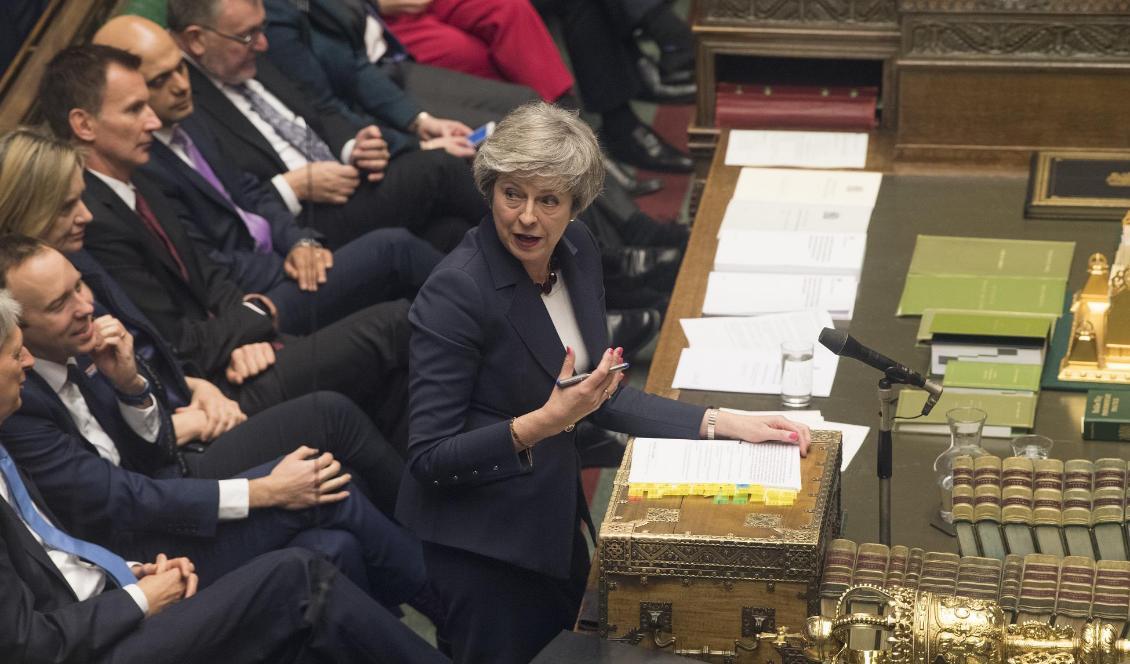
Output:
[167, 0, 224, 32]
[0, 290, 21, 349]
[473, 102, 604, 215]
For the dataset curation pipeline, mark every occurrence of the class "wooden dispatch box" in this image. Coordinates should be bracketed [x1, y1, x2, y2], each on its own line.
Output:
[598, 431, 842, 663]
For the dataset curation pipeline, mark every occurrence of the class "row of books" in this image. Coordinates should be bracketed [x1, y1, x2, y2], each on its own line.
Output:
[948, 455, 1130, 561]
[822, 538, 1130, 629]
[893, 235, 1076, 436]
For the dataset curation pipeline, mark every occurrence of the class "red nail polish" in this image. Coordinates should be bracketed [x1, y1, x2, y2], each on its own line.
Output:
[790, 432, 798, 441]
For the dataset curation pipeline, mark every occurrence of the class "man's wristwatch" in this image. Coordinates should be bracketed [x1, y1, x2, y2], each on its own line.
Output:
[293, 238, 323, 250]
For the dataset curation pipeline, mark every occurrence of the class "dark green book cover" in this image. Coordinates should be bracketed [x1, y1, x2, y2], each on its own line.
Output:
[1083, 389, 1130, 441]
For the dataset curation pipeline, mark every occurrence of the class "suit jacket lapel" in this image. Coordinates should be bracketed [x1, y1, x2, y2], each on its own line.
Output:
[187, 64, 288, 173]
[149, 139, 235, 215]
[557, 224, 608, 365]
[22, 372, 100, 461]
[478, 219, 565, 380]
[83, 173, 189, 287]
[0, 494, 77, 599]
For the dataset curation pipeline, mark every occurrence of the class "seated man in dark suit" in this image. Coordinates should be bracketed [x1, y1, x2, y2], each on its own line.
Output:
[0, 244, 442, 622]
[95, 16, 441, 336]
[1, 237, 404, 514]
[166, 0, 488, 250]
[0, 291, 446, 663]
[38, 45, 415, 445]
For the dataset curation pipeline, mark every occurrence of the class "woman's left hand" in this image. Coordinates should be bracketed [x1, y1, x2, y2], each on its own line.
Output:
[712, 412, 811, 457]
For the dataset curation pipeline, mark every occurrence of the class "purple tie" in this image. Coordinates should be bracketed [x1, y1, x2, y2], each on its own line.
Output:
[171, 127, 273, 254]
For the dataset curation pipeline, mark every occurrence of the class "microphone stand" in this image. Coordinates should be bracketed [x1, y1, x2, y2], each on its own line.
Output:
[876, 378, 897, 546]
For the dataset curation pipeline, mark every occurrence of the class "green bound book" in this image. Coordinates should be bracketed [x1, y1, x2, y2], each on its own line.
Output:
[916, 309, 1055, 343]
[894, 389, 1037, 429]
[1083, 389, 1130, 441]
[897, 274, 1067, 317]
[943, 362, 1042, 392]
[907, 236, 1075, 279]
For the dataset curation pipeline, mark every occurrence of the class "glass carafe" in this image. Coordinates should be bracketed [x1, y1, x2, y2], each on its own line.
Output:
[933, 407, 988, 523]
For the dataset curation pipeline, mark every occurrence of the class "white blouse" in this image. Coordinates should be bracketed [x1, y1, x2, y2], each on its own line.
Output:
[541, 272, 591, 373]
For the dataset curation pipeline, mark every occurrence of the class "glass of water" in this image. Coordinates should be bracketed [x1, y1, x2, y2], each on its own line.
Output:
[1010, 434, 1054, 459]
[780, 340, 814, 408]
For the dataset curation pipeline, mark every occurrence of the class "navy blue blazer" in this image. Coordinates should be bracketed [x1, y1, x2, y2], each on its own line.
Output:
[140, 117, 320, 294]
[0, 456, 143, 663]
[0, 366, 220, 552]
[67, 250, 194, 409]
[396, 217, 705, 579]
[264, 0, 419, 151]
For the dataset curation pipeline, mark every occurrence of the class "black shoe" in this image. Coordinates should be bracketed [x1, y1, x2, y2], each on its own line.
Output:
[617, 211, 689, 248]
[603, 155, 664, 197]
[609, 246, 682, 290]
[635, 56, 696, 104]
[659, 49, 695, 85]
[607, 308, 662, 359]
[603, 124, 694, 174]
[576, 421, 628, 468]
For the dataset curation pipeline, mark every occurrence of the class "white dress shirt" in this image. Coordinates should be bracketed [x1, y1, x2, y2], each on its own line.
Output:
[542, 273, 591, 373]
[0, 466, 148, 613]
[34, 358, 250, 520]
[363, 15, 388, 64]
[188, 60, 356, 216]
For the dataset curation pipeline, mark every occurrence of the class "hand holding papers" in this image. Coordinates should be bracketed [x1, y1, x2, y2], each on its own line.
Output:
[628, 437, 802, 504]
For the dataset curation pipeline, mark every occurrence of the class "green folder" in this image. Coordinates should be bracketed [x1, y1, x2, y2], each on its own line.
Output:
[943, 362, 1043, 392]
[897, 275, 1067, 317]
[907, 236, 1075, 279]
[895, 389, 1037, 429]
[917, 309, 1055, 343]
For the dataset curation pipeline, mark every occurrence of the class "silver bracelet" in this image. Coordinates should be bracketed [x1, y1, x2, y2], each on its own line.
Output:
[705, 408, 719, 440]
[294, 238, 323, 249]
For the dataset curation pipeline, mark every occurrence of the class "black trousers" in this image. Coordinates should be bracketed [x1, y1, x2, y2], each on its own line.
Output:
[93, 549, 448, 664]
[388, 60, 540, 128]
[424, 527, 590, 664]
[182, 391, 404, 515]
[531, 0, 640, 113]
[229, 299, 413, 454]
[303, 148, 487, 251]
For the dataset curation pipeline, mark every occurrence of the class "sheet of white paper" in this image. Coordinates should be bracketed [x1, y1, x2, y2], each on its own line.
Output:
[725, 130, 869, 169]
[628, 438, 802, 491]
[719, 200, 873, 235]
[713, 230, 867, 276]
[671, 347, 836, 396]
[680, 310, 834, 350]
[732, 168, 883, 208]
[702, 272, 858, 319]
[722, 409, 869, 472]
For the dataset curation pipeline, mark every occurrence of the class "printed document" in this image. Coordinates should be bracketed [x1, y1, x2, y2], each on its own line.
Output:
[724, 130, 869, 169]
[732, 168, 882, 208]
[719, 200, 873, 235]
[713, 230, 867, 275]
[629, 438, 802, 491]
[702, 272, 858, 320]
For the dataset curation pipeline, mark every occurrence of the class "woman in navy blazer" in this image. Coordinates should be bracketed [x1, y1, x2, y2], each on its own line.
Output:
[397, 103, 811, 663]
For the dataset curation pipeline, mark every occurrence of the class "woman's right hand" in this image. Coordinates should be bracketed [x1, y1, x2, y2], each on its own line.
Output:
[543, 347, 625, 430]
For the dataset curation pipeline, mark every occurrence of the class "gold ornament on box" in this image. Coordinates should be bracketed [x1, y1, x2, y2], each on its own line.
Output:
[1058, 222, 1130, 383]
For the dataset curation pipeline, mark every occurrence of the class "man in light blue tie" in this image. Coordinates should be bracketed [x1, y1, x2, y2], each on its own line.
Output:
[0, 287, 449, 663]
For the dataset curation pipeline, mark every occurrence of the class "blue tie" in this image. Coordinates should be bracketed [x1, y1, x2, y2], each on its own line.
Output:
[0, 447, 136, 588]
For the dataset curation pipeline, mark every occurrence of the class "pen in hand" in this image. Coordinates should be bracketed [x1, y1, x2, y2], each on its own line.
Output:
[556, 362, 630, 388]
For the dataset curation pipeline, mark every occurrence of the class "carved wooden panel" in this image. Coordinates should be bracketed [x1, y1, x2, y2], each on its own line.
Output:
[904, 19, 1130, 58]
[899, 0, 1130, 12]
[699, 0, 898, 25]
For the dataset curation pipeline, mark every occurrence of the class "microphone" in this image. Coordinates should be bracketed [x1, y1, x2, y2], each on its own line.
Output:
[818, 328, 943, 415]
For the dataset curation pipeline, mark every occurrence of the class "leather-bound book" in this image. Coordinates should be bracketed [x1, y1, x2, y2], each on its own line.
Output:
[821, 538, 857, 617]
[956, 556, 1003, 601]
[904, 547, 925, 590]
[714, 83, 879, 131]
[1093, 458, 1127, 561]
[1033, 487, 1066, 557]
[1016, 553, 1060, 624]
[918, 551, 960, 596]
[974, 456, 1006, 559]
[849, 542, 890, 650]
[1062, 460, 1095, 559]
[1092, 560, 1130, 634]
[999, 554, 1024, 622]
[885, 545, 909, 589]
[1001, 457, 1036, 556]
[951, 455, 979, 556]
[1055, 556, 1096, 633]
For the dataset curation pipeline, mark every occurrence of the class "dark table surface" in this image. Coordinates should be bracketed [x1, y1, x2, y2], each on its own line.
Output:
[641, 133, 1124, 553]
